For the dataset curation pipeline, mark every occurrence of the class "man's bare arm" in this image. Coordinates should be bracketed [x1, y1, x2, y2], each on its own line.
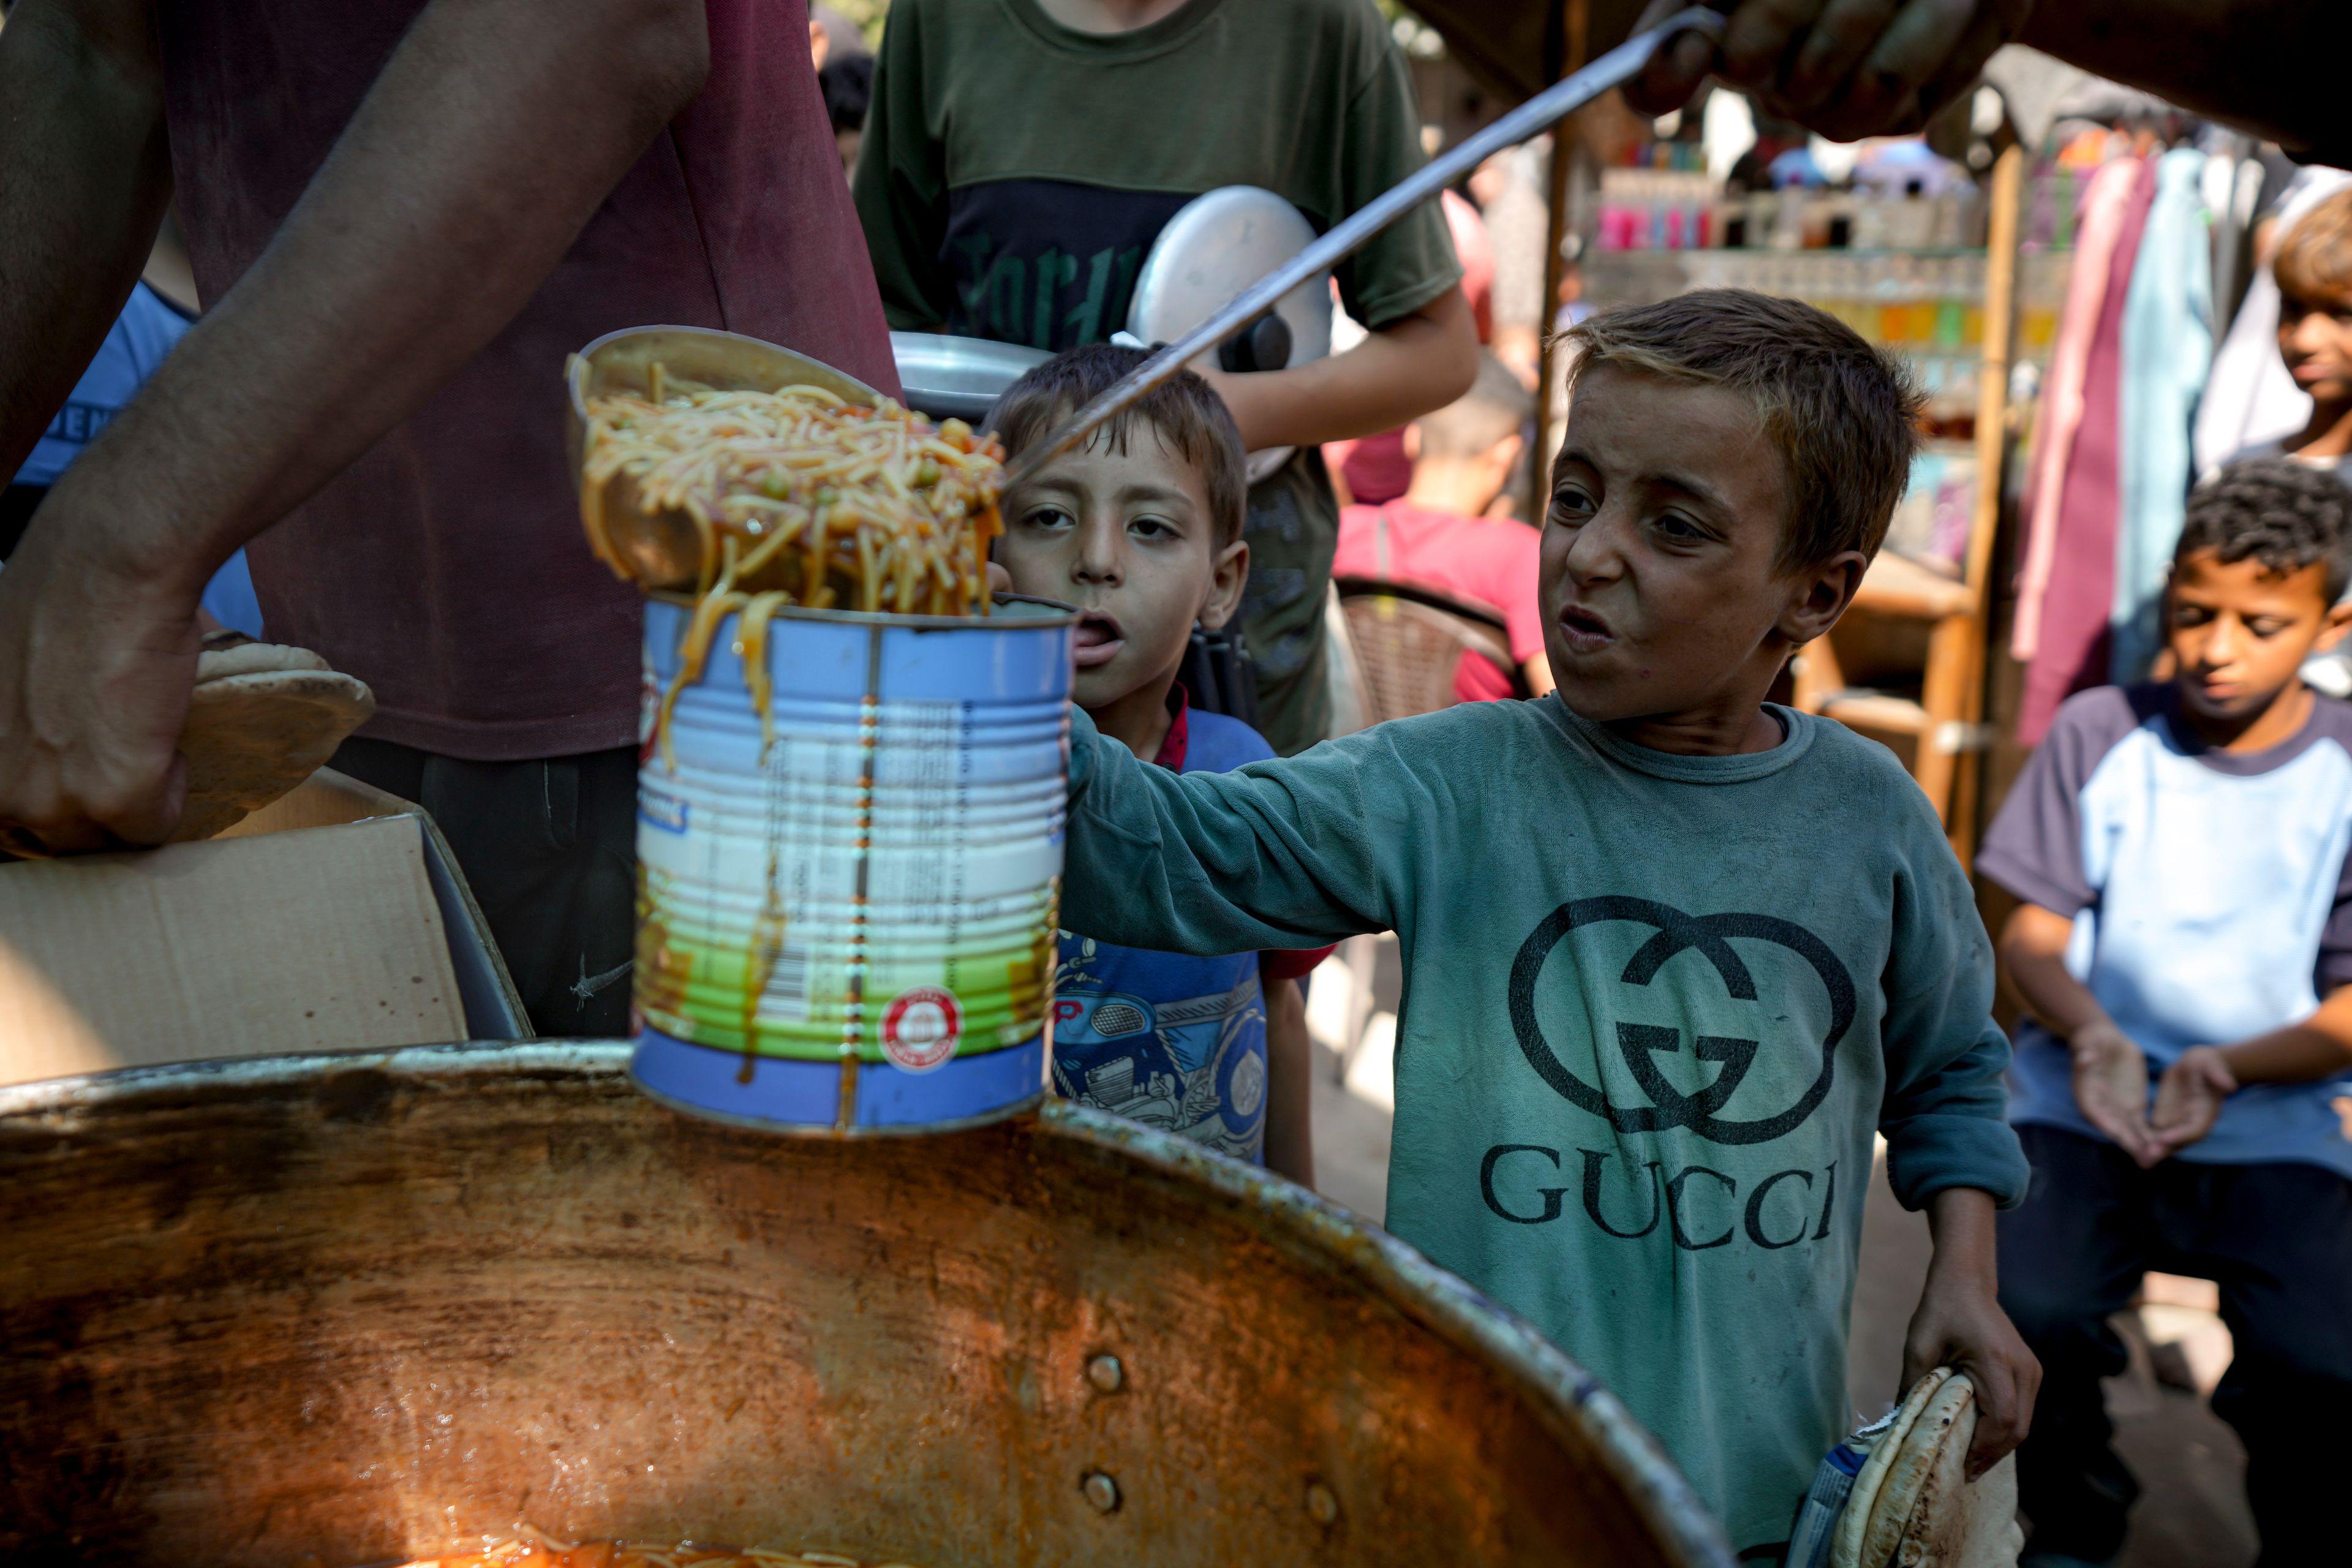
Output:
[1631, 1, 2346, 167]
[0, 0, 172, 480]
[40, 0, 711, 596]
[2021, 2, 2342, 164]
[0, 0, 711, 850]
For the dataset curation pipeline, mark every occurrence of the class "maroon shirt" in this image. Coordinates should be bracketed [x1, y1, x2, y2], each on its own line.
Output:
[158, 0, 901, 759]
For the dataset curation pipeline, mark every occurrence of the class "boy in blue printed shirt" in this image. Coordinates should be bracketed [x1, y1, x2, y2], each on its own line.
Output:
[990, 345, 1326, 1181]
[1981, 458, 2352, 1568]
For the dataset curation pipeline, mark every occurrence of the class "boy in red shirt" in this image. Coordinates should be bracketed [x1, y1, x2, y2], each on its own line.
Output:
[1333, 352, 1554, 701]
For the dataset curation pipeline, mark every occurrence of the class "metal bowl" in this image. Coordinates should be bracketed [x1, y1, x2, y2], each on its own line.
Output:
[1126, 186, 1335, 485]
[0, 1045, 1734, 1568]
[889, 333, 1051, 428]
[566, 326, 886, 591]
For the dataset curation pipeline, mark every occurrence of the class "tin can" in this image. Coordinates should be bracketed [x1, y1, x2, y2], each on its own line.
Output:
[629, 594, 1074, 1134]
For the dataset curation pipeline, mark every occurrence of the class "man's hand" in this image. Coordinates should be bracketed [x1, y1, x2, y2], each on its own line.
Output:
[2152, 1046, 2236, 1155]
[1904, 1187, 2040, 1478]
[0, 518, 201, 852]
[1629, 0, 2035, 141]
[0, 0, 714, 852]
[2069, 1020, 2163, 1167]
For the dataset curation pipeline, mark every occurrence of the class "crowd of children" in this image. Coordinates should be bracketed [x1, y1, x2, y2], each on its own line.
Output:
[22, 0, 2348, 1555]
[964, 126, 2352, 1561]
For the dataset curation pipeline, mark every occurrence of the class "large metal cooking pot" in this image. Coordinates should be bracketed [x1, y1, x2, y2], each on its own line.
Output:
[0, 1045, 1735, 1568]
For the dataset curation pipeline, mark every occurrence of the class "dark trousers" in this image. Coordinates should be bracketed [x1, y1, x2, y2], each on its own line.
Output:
[332, 737, 637, 1039]
[1997, 1125, 2352, 1566]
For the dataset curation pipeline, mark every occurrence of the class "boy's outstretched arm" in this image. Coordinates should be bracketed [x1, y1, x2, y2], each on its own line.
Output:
[1998, 903, 2165, 1167]
[1902, 1188, 2040, 1477]
[1060, 706, 1411, 957]
[2152, 984, 2352, 1152]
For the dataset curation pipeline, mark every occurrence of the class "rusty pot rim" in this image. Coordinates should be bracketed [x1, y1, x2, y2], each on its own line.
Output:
[0, 1041, 1738, 1568]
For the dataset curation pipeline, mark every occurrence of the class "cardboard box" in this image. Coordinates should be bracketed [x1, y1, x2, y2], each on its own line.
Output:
[0, 769, 528, 1087]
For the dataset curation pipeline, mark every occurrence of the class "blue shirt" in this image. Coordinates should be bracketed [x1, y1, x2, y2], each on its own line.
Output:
[14, 283, 192, 488]
[8, 283, 263, 638]
[1050, 695, 1305, 1164]
[1980, 684, 2352, 1177]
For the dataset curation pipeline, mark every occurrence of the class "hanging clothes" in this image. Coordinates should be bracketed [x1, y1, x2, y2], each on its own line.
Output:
[2013, 157, 2146, 663]
[2110, 148, 2214, 684]
[2193, 166, 2352, 479]
[2019, 156, 2157, 746]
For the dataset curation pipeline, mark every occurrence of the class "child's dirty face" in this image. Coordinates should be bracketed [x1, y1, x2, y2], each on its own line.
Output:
[2166, 548, 2348, 723]
[1539, 366, 1809, 726]
[2278, 287, 2352, 405]
[996, 424, 1245, 713]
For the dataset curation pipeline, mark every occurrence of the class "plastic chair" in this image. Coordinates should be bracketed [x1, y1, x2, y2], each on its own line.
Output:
[1332, 574, 1526, 724]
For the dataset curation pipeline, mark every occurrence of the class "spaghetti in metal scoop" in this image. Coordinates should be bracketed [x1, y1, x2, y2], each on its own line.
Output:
[579, 372, 1007, 758]
[580, 375, 1004, 616]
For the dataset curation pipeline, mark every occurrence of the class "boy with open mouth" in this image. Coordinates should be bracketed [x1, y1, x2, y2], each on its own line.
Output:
[1052, 290, 2038, 1556]
[992, 344, 1327, 1182]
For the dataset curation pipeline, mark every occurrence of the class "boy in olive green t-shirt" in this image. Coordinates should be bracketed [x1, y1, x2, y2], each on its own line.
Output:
[1056, 292, 2040, 1557]
[852, 0, 1477, 755]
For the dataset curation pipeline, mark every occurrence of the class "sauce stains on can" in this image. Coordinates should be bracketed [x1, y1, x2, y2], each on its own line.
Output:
[630, 595, 1074, 1134]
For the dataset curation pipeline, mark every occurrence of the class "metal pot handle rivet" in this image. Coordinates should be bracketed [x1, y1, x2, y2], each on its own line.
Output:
[1307, 1482, 1340, 1525]
[1085, 1354, 1124, 1393]
[1082, 1471, 1121, 1513]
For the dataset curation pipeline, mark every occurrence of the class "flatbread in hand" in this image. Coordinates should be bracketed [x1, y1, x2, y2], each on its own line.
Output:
[172, 643, 374, 841]
[1833, 1369, 2022, 1568]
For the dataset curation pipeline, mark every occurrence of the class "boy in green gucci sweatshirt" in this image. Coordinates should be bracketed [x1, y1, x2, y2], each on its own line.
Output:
[1055, 290, 2039, 1557]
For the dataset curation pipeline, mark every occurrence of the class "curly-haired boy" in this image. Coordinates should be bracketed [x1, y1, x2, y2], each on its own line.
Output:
[1981, 457, 2352, 1566]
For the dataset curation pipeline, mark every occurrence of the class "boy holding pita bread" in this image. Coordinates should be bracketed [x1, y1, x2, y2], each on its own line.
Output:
[1051, 290, 2038, 1558]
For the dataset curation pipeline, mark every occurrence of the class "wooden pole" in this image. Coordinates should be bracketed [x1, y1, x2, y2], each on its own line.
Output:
[1527, 0, 1589, 521]
[1915, 143, 2024, 866]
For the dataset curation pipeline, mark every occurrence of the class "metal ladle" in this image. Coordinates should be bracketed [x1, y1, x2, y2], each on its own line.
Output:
[1002, 6, 1730, 491]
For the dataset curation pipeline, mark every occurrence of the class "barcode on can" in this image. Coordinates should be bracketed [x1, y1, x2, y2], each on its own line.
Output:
[760, 940, 813, 1023]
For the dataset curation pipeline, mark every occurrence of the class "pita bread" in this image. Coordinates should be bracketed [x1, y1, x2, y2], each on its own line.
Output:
[1835, 1367, 1953, 1568]
[1833, 1370, 2022, 1568]
[172, 645, 374, 842]
[192, 641, 330, 682]
[1864, 1373, 1975, 1567]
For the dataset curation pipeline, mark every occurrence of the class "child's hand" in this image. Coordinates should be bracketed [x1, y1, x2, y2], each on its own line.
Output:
[1904, 1189, 2041, 1479]
[2068, 1020, 2162, 1166]
[2152, 1046, 2236, 1155]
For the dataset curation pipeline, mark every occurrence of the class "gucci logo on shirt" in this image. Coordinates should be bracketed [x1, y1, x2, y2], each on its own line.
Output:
[1507, 897, 1857, 1146]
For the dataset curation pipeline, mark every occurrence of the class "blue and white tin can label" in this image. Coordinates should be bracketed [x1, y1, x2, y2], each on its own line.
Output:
[629, 595, 1073, 1134]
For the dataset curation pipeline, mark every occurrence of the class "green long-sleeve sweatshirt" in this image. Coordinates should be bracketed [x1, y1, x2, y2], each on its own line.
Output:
[1059, 694, 2027, 1556]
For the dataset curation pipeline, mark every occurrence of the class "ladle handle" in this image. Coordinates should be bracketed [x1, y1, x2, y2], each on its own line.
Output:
[1000, 5, 1730, 489]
